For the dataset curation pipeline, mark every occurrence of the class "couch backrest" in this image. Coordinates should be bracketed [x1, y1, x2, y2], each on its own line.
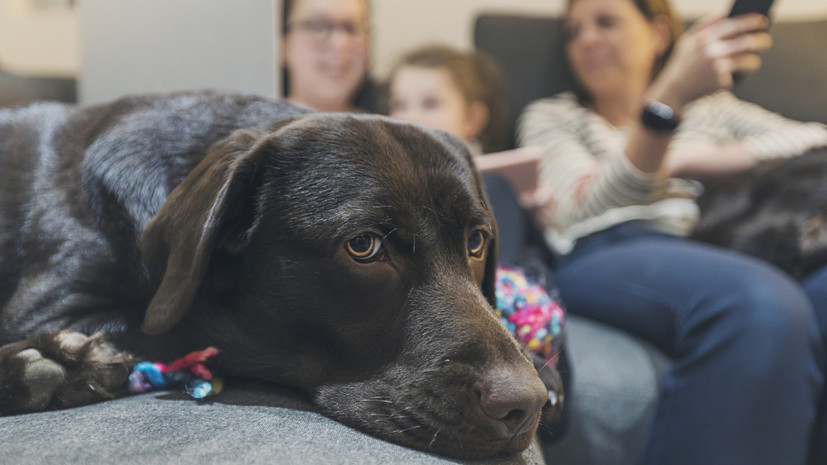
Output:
[0, 71, 77, 108]
[474, 14, 827, 148]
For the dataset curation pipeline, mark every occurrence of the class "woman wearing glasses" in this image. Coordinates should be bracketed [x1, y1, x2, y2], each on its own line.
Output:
[280, 0, 375, 112]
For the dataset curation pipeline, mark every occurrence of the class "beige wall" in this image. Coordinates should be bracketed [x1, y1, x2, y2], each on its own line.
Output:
[78, 0, 279, 104]
[1, 0, 825, 85]
[0, 0, 77, 76]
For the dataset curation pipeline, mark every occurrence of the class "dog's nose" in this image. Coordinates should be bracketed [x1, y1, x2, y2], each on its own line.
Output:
[476, 366, 549, 439]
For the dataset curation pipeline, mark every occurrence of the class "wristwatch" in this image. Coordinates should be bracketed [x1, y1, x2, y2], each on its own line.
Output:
[640, 99, 680, 132]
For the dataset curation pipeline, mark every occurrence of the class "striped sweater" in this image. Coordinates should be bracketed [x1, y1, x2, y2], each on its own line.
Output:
[517, 91, 827, 255]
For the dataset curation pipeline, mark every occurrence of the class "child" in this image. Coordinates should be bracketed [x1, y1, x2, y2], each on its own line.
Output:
[387, 44, 508, 154]
[387, 45, 550, 211]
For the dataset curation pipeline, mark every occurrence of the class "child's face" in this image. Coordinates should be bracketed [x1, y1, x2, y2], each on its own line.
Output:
[388, 66, 479, 141]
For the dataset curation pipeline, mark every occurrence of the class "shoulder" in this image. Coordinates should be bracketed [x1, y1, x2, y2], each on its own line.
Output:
[523, 91, 582, 114]
[686, 90, 747, 114]
[520, 91, 587, 128]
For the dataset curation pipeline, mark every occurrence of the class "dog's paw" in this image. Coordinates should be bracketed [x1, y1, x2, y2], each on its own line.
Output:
[0, 331, 135, 415]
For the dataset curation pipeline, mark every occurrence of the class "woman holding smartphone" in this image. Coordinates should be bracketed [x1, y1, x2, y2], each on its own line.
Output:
[518, 0, 827, 463]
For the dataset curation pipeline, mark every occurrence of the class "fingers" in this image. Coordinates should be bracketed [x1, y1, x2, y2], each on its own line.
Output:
[701, 14, 772, 54]
[688, 13, 768, 38]
[732, 53, 763, 73]
[717, 53, 764, 76]
[707, 26, 771, 84]
[651, 13, 773, 108]
[719, 13, 770, 39]
[696, 14, 772, 84]
[707, 30, 772, 57]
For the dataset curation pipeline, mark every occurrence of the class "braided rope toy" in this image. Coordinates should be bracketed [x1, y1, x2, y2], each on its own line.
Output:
[127, 346, 222, 399]
[495, 267, 565, 367]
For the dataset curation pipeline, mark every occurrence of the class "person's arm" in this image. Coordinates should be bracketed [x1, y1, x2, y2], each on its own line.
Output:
[518, 96, 663, 230]
[664, 93, 827, 178]
[626, 14, 773, 176]
[519, 15, 773, 229]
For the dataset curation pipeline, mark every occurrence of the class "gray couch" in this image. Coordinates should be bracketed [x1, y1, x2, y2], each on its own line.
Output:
[0, 70, 76, 108]
[2, 15, 825, 465]
[474, 13, 827, 465]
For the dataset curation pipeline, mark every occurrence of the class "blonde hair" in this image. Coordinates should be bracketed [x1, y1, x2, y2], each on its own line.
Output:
[388, 45, 509, 152]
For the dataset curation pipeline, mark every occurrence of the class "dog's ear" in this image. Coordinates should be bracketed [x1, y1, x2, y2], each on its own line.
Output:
[139, 129, 272, 335]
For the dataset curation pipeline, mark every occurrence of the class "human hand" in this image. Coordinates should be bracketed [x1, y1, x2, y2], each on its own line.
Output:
[648, 14, 772, 111]
[518, 186, 556, 230]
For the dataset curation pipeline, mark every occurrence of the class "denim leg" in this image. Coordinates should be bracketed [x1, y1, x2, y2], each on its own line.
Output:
[556, 226, 825, 465]
[801, 264, 827, 465]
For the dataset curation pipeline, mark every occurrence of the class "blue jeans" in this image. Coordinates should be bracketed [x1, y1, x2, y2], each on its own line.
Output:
[555, 222, 826, 465]
[802, 264, 827, 464]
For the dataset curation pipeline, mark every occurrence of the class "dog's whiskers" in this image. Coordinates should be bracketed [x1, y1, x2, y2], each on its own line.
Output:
[381, 228, 398, 241]
[538, 421, 556, 438]
[390, 425, 423, 435]
[428, 427, 442, 449]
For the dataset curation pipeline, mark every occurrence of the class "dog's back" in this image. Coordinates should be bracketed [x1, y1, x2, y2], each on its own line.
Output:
[1, 102, 78, 339]
[693, 147, 827, 276]
[0, 92, 307, 343]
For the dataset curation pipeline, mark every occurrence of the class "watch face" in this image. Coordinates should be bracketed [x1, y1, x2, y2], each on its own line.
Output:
[641, 100, 679, 132]
[647, 100, 675, 119]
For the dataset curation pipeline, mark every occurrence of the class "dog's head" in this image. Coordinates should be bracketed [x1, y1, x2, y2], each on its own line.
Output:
[139, 113, 551, 458]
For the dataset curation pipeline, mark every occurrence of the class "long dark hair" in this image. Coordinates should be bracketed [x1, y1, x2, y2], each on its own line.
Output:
[280, 0, 377, 111]
[564, 0, 684, 105]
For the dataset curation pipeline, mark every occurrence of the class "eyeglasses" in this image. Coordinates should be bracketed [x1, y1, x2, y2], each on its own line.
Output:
[287, 18, 369, 44]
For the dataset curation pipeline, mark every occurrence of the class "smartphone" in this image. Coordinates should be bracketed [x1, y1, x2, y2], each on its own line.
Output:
[728, 0, 775, 18]
[728, 0, 775, 83]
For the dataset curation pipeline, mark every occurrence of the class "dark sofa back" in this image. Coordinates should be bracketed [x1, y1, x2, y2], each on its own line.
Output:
[0, 71, 77, 108]
[475, 14, 827, 148]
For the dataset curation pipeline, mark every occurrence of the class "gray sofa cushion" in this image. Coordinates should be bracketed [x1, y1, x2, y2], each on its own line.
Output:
[1, 382, 546, 465]
[0, 315, 669, 465]
[544, 316, 670, 465]
[0, 315, 668, 465]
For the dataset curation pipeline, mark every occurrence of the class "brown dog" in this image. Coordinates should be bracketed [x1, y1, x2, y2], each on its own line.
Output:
[0, 91, 559, 459]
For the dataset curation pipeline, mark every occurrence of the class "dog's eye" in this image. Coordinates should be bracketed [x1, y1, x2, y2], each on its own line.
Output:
[468, 231, 487, 259]
[345, 233, 383, 261]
